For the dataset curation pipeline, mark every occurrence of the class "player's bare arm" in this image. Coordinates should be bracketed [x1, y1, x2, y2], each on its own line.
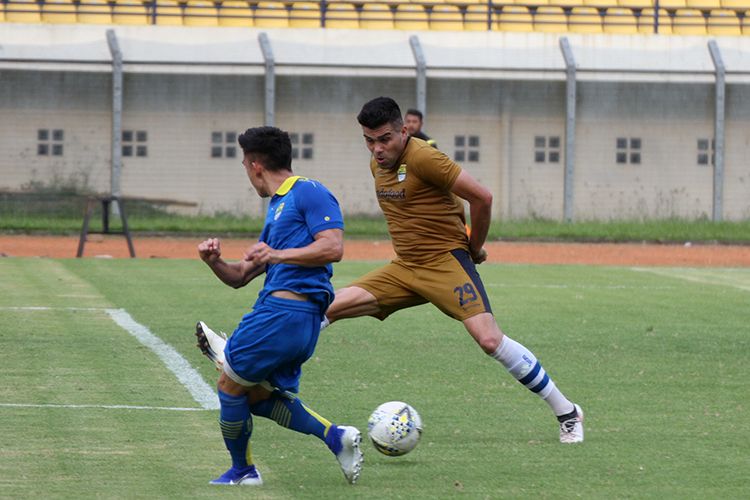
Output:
[245, 228, 344, 267]
[198, 237, 264, 289]
[450, 171, 492, 264]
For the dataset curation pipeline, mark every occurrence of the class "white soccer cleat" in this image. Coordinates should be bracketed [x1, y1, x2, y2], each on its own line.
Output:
[195, 321, 227, 371]
[335, 426, 364, 485]
[559, 404, 584, 444]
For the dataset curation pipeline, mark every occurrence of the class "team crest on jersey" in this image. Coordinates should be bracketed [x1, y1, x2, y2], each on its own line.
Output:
[274, 202, 285, 221]
[397, 164, 407, 182]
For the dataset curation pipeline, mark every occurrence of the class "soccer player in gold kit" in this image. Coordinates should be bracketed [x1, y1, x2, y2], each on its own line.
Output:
[325, 97, 584, 443]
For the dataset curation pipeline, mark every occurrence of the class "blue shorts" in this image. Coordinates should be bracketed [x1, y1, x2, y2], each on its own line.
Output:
[223, 295, 323, 394]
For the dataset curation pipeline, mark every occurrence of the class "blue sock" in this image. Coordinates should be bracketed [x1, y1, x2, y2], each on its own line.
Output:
[249, 391, 332, 443]
[218, 390, 253, 468]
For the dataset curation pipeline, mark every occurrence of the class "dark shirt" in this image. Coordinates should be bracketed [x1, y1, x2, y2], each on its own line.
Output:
[411, 130, 438, 149]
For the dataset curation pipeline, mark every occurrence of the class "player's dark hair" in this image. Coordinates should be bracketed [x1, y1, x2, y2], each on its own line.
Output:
[357, 97, 403, 129]
[405, 109, 423, 121]
[237, 126, 292, 172]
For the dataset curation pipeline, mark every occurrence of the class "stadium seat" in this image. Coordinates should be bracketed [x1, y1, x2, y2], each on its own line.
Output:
[551, 0, 589, 7]
[657, 0, 688, 8]
[617, 0, 652, 8]
[183, 0, 218, 26]
[569, 6, 603, 33]
[603, 7, 638, 33]
[638, 8, 672, 34]
[289, 2, 320, 27]
[672, 8, 707, 34]
[6, 0, 43, 23]
[112, 0, 150, 25]
[497, 6, 533, 32]
[429, 4, 464, 31]
[583, 0, 613, 8]
[534, 6, 567, 32]
[686, 0, 722, 8]
[707, 8, 741, 33]
[359, 3, 394, 29]
[463, 4, 493, 31]
[324, 2, 358, 29]
[41, 0, 77, 24]
[218, 0, 253, 27]
[77, 0, 113, 24]
[743, 9, 750, 33]
[154, 0, 183, 25]
[254, 1, 289, 27]
[721, 0, 750, 9]
[394, 4, 429, 30]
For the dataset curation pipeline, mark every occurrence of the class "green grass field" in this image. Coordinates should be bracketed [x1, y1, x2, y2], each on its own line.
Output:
[1, 258, 748, 499]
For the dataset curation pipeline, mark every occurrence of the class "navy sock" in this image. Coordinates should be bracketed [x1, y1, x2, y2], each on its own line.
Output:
[218, 390, 253, 468]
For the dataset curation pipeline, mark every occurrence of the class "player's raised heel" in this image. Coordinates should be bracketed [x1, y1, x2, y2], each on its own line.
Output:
[559, 404, 584, 444]
[195, 321, 227, 370]
[209, 465, 263, 485]
[330, 425, 363, 484]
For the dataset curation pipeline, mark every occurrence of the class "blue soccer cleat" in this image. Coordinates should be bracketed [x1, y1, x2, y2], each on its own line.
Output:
[209, 465, 263, 486]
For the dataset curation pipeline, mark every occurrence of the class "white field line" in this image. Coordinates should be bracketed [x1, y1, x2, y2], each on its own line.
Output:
[631, 267, 750, 292]
[105, 309, 219, 410]
[0, 403, 210, 412]
[0, 306, 109, 311]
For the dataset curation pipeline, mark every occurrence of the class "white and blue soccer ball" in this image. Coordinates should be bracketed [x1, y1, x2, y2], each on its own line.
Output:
[367, 401, 423, 456]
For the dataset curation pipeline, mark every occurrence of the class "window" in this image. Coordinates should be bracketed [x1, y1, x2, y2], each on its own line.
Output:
[37, 129, 64, 156]
[290, 132, 314, 160]
[697, 138, 714, 166]
[211, 131, 238, 159]
[616, 137, 641, 165]
[454, 135, 480, 163]
[122, 130, 148, 158]
[534, 135, 561, 164]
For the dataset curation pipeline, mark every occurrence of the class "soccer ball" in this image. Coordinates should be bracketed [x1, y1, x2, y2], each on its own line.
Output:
[367, 401, 423, 456]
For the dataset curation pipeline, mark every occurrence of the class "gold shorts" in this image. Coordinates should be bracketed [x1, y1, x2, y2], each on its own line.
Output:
[351, 249, 492, 321]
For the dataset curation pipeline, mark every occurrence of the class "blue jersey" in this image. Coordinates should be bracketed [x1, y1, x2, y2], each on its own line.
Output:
[256, 176, 344, 309]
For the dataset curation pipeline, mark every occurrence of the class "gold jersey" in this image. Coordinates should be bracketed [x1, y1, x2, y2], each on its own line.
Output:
[369, 137, 469, 262]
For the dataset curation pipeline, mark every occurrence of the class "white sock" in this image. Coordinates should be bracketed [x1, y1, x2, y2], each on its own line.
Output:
[320, 316, 330, 331]
[491, 336, 575, 417]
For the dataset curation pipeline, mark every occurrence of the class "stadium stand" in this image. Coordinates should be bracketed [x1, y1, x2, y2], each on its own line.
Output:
[463, 4, 493, 31]
[497, 6, 533, 32]
[707, 8, 742, 34]
[394, 4, 430, 30]
[429, 4, 464, 31]
[603, 7, 638, 34]
[77, 0, 113, 24]
[6, 0, 42, 23]
[568, 6, 603, 33]
[534, 6, 567, 32]
[638, 8, 672, 34]
[183, 0, 219, 26]
[290, 2, 322, 28]
[359, 2, 394, 29]
[673, 8, 708, 34]
[153, 0, 183, 25]
[254, 1, 289, 27]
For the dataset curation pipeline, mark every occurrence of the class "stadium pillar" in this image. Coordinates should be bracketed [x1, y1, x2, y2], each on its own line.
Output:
[559, 37, 577, 223]
[708, 41, 725, 222]
[409, 36, 427, 118]
[258, 32, 276, 216]
[106, 29, 123, 215]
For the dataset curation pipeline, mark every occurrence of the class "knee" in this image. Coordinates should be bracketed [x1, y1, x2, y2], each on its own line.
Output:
[477, 335, 501, 354]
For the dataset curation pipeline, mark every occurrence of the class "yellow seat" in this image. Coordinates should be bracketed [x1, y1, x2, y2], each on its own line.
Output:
[551, 0, 589, 7]
[42, 0, 77, 23]
[394, 4, 429, 30]
[617, 0, 652, 8]
[324, 2, 358, 29]
[721, 0, 750, 9]
[583, 0, 613, 7]
[77, 0, 113, 24]
[184, 0, 218, 26]
[154, 0, 183, 25]
[497, 6, 533, 32]
[218, 0, 253, 26]
[360, 3, 394, 29]
[743, 9, 750, 33]
[686, 0, 722, 8]
[254, 1, 288, 27]
[707, 8, 741, 33]
[464, 4, 494, 31]
[672, 8, 707, 34]
[603, 7, 637, 33]
[569, 6, 603, 33]
[430, 4, 463, 31]
[6, 0, 43, 22]
[112, 0, 150, 25]
[658, 0, 687, 8]
[638, 8, 672, 33]
[289, 2, 320, 27]
[534, 6, 567, 32]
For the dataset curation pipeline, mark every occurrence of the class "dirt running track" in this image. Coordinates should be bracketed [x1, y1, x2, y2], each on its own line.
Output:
[1, 234, 750, 267]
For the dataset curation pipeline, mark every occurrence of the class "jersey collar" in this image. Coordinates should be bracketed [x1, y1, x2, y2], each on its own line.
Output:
[275, 175, 304, 196]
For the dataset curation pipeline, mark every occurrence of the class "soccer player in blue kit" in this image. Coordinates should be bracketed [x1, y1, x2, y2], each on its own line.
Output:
[196, 126, 363, 486]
